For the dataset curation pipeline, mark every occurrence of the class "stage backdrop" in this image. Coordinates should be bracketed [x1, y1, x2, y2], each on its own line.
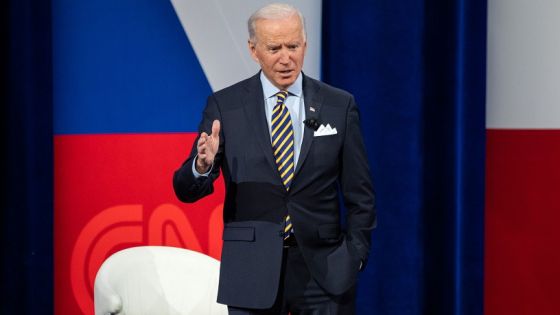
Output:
[7, 0, 560, 314]
[52, 1, 321, 313]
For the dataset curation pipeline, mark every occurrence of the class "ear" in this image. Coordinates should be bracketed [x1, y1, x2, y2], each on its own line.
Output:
[248, 40, 259, 63]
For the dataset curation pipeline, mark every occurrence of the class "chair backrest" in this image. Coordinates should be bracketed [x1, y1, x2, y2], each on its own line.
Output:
[94, 246, 227, 315]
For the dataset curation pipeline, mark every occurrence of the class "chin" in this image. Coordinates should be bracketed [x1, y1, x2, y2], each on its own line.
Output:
[276, 78, 295, 88]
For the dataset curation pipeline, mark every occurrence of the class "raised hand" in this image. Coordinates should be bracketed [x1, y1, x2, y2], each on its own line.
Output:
[195, 120, 220, 174]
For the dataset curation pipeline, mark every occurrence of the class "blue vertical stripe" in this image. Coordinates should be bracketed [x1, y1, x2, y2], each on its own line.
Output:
[2, 0, 53, 313]
[454, 0, 466, 313]
[322, 0, 486, 313]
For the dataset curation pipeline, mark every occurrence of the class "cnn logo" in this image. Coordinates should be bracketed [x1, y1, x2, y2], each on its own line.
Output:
[70, 203, 223, 314]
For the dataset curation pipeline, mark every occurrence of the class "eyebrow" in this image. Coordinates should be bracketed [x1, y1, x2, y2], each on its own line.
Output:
[266, 42, 300, 48]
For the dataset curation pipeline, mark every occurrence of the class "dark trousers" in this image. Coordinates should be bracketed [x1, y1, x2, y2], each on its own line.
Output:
[228, 245, 356, 315]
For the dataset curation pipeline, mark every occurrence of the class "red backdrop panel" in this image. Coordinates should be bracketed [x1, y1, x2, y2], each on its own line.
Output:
[485, 129, 560, 315]
[54, 133, 225, 314]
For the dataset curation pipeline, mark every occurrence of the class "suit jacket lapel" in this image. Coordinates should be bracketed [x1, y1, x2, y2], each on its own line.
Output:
[242, 73, 280, 178]
[295, 75, 323, 176]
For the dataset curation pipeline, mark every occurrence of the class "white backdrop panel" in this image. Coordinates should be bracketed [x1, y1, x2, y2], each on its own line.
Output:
[486, 0, 560, 129]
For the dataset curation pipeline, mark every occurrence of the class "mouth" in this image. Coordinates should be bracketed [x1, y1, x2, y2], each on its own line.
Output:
[278, 69, 294, 77]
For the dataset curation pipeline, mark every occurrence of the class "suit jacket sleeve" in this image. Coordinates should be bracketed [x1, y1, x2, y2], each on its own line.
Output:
[173, 94, 224, 203]
[341, 96, 377, 269]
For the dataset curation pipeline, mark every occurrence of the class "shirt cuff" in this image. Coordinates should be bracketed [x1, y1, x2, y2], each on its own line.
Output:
[192, 155, 213, 178]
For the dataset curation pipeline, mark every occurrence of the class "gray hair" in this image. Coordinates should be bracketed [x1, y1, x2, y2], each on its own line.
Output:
[248, 3, 306, 43]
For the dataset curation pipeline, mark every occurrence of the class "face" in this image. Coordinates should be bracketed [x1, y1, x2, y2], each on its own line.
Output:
[249, 14, 307, 90]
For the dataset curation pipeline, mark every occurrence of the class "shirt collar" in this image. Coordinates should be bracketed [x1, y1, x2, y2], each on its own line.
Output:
[260, 71, 303, 99]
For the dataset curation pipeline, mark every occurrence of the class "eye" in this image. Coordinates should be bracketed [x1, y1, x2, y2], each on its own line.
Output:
[288, 44, 299, 50]
[268, 45, 281, 53]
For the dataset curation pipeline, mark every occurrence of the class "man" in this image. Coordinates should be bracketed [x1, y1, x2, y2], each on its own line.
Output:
[173, 3, 376, 314]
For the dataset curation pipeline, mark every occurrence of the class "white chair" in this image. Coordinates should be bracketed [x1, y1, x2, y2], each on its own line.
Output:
[94, 246, 227, 315]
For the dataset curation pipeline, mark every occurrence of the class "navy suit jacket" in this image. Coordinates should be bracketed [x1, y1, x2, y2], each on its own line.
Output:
[173, 73, 376, 309]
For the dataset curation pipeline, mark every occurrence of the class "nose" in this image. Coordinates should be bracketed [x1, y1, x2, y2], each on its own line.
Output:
[278, 48, 290, 65]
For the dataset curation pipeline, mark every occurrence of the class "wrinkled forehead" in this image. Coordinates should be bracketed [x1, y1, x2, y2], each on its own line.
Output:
[253, 16, 306, 42]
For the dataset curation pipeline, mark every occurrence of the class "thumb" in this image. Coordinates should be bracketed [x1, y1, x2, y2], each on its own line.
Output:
[211, 120, 220, 140]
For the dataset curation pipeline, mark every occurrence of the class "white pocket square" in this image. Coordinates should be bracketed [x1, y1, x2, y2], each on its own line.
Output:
[314, 124, 338, 137]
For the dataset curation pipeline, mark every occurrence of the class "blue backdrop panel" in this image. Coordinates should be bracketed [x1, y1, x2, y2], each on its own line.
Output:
[322, 0, 486, 314]
[52, 0, 211, 134]
[323, 2, 426, 313]
[1, 0, 53, 313]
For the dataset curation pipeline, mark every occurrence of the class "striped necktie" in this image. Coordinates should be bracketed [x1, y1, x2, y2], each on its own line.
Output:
[271, 90, 294, 239]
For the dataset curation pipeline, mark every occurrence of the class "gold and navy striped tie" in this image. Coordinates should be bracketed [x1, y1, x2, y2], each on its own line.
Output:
[271, 90, 294, 239]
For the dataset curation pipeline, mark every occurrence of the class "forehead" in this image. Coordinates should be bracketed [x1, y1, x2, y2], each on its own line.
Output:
[254, 15, 304, 42]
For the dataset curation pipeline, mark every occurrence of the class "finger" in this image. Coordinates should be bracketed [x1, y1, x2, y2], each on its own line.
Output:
[198, 135, 207, 149]
[198, 136, 207, 146]
[197, 141, 206, 152]
[211, 120, 220, 140]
